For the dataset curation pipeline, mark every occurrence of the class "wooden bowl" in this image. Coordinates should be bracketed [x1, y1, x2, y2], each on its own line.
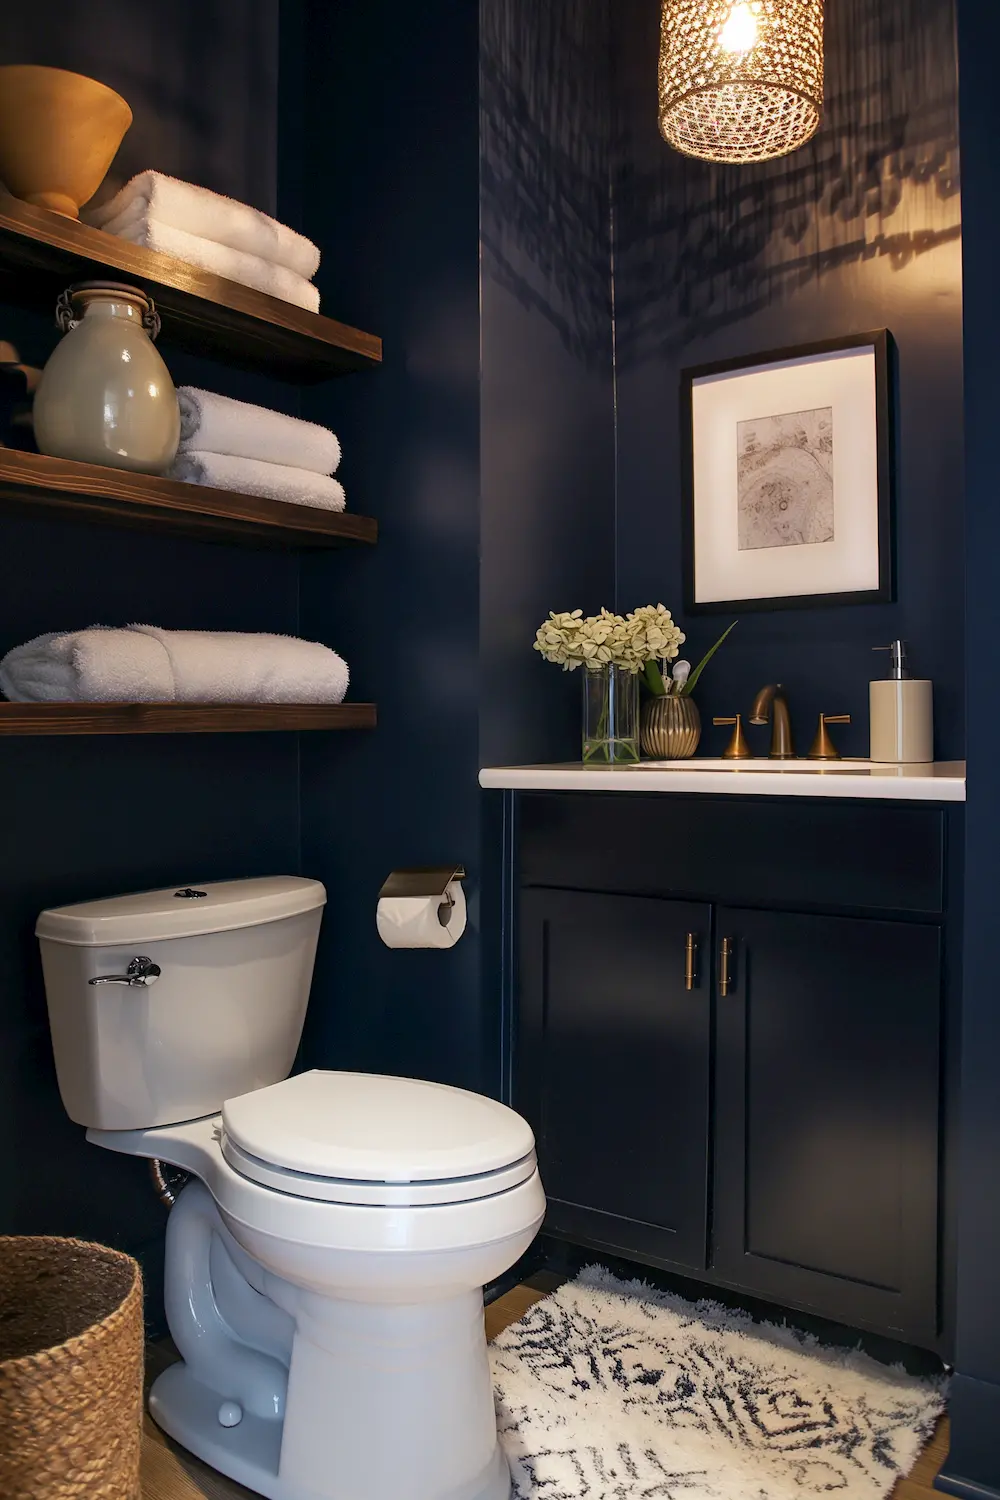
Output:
[0, 65, 131, 218]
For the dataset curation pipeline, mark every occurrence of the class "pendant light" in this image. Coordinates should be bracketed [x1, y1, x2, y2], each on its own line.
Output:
[658, 0, 824, 164]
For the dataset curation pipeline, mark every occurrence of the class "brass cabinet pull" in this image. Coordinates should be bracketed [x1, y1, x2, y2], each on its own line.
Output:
[719, 937, 734, 996]
[684, 932, 698, 990]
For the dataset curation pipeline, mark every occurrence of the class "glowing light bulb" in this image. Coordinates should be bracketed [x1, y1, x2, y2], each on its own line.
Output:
[719, 2, 758, 53]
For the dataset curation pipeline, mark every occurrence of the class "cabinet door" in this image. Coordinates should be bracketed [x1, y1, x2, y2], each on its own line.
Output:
[714, 908, 941, 1341]
[519, 889, 712, 1270]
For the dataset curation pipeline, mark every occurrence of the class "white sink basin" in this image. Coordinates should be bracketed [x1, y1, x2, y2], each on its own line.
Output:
[628, 758, 876, 773]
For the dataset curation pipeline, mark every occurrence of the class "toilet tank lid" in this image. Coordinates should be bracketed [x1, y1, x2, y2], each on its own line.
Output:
[35, 876, 326, 946]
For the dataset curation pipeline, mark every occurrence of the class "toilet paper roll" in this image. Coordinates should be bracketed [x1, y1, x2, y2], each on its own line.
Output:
[376, 881, 467, 949]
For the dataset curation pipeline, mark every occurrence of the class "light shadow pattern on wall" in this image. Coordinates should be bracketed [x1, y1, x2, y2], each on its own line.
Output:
[480, 0, 613, 368]
[613, 0, 960, 366]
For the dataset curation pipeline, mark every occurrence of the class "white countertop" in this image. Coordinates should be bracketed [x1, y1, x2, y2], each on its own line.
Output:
[479, 759, 967, 802]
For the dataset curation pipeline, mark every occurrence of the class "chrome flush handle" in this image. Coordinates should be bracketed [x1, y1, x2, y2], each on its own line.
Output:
[88, 956, 162, 987]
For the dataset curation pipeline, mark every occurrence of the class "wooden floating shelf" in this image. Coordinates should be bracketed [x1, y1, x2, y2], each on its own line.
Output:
[0, 702, 377, 736]
[0, 450, 377, 549]
[0, 194, 381, 382]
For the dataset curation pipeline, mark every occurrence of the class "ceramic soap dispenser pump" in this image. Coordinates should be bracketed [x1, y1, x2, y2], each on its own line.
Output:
[869, 640, 933, 763]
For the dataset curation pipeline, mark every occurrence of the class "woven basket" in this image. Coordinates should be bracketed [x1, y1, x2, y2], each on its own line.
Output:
[0, 1236, 143, 1499]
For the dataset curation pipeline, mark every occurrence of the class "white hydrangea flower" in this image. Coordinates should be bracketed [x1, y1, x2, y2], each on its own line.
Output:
[534, 603, 686, 675]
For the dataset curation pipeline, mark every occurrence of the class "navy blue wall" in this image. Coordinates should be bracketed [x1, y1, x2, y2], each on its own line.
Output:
[290, 0, 617, 1097]
[612, 0, 964, 761]
[940, 3, 1000, 1493]
[479, 0, 618, 1096]
[293, 0, 487, 1090]
[0, 1, 299, 1311]
[480, 0, 616, 767]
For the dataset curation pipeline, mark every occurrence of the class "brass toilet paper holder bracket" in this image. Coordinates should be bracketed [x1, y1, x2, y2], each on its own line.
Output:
[378, 866, 467, 926]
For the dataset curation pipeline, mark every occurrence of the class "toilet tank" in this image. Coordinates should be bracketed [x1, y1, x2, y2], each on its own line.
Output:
[37, 876, 326, 1130]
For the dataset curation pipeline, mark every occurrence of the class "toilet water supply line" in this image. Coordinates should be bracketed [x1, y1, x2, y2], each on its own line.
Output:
[149, 1157, 188, 1209]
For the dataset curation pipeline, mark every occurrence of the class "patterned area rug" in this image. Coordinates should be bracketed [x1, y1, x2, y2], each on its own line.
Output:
[491, 1267, 945, 1500]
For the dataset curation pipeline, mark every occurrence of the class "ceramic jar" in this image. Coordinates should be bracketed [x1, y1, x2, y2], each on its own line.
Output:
[640, 694, 701, 759]
[34, 282, 180, 474]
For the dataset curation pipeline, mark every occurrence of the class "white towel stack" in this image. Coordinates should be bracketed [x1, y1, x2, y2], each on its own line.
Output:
[0, 627, 349, 705]
[171, 388, 346, 511]
[84, 172, 322, 312]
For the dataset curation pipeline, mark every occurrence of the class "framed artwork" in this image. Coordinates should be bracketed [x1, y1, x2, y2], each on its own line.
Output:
[681, 331, 894, 613]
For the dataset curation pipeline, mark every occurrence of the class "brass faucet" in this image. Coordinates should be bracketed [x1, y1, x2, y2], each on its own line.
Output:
[749, 683, 795, 759]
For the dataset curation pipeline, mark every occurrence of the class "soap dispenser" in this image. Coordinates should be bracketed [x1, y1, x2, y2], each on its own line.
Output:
[869, 640, 933, 763]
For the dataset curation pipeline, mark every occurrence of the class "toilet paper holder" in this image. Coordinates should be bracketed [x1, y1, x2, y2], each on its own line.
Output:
[378, 866, 466, 927]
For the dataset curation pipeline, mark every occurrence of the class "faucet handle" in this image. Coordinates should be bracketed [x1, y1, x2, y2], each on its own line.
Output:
[807, 713, 851, 761]
[713, 714, 753, 760]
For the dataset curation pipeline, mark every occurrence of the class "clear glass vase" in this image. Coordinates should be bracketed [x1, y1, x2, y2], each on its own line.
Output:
[582, 664, 639, 764]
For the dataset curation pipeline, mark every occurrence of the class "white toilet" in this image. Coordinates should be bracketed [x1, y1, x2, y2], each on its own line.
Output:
[37, 876, 545, 1500]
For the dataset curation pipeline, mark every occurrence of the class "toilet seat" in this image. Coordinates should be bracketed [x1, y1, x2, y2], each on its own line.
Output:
[222, 1136, 537, 1207]
[221, 1070, 537, 1208]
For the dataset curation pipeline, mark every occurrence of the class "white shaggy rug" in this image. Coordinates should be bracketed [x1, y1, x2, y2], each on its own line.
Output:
[491, 1267, 946, 1500]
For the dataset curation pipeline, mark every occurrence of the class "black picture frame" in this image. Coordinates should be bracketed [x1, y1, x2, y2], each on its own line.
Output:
[680, 330, 895, 614]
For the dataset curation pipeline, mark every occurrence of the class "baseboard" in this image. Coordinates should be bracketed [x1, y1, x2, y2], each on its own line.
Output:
[538, 1237, 944, 1375]
[936, 1478, 1000, 1500]
[936, 1374, 1000, 1500]
[483, 1237, 547, 1306]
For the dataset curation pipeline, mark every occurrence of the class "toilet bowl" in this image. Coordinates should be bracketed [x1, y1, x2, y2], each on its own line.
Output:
[37, 878, 545, 1500]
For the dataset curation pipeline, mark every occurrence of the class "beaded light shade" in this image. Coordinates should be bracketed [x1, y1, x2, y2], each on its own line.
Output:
[658, 0, 824, 163]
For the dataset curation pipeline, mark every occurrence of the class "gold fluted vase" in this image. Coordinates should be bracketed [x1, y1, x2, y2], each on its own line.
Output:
[640, 695, 701, 759]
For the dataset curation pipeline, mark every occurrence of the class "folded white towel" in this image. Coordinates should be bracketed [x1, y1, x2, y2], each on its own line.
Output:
[131, 627, 349, 704]
[172, 451, 346, 511]
[94, 217, 320, 313]
[85, 171, 320, 280]
[0, 628, 174, 702]
[0, 627, 349, 705]
[177, 388, 341, 475]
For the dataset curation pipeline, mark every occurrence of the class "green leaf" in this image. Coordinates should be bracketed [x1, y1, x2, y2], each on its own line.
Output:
[643, 660, 668, 697]
[681, 620, 738, 696]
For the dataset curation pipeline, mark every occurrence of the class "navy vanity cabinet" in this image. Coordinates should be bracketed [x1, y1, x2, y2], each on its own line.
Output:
[515, 792, 950, 1347]
[713, 909, 942, 1342]
[519, 888, 713, 1271]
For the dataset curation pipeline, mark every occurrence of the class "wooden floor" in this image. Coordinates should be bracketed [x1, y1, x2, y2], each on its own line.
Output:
[141, 1282, 949, 1499]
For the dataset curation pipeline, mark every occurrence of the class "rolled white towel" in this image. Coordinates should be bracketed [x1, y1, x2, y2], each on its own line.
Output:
[177, 388, 341, 475]
[0, 628, 174, 703]
[85, 171, 320, 280]
[94, 217, 320, 313]
[131, 627, 348, 704]
[172, 451, 346, 511]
